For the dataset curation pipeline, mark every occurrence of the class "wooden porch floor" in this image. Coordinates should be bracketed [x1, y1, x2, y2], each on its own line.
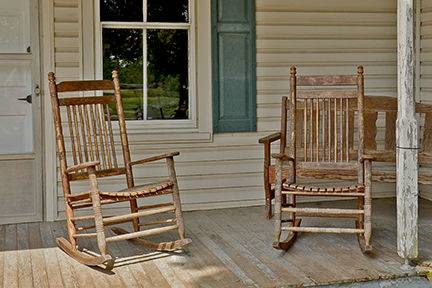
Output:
[1, 198, 431, 287]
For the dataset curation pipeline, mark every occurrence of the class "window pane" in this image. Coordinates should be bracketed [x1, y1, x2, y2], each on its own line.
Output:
[147, 29, 189, 120]
[103, 28, 144, 120]
[147, 0, 189, 23]
[100, 0, 143, 22]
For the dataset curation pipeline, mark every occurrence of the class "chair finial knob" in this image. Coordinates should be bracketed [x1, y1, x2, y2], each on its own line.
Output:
[48, 72, 56, 82]
[290, 66, 297, 76]
[357, 66, 364, 75]
[112, 70, 119, 79]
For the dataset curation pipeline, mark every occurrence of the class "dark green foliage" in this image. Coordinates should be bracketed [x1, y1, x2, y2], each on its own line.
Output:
[101, 1, 189, 120]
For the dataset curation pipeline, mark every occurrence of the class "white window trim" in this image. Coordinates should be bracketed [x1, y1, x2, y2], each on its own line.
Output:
[94, 0, 197, 131]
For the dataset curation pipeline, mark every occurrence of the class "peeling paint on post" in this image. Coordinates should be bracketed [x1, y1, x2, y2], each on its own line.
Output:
[397, 0, 419, 262]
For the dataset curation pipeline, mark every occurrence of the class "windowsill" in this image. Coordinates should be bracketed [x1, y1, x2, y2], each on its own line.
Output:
[107, 120, 212, 143]
[126, 130, 212, 144]
[123, 119, 197, 130]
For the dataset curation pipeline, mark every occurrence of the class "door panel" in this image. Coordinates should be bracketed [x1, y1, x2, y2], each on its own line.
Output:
[0, 0, 41, 224]
[0, 62, 33, 153]
[0, 1, 29, 53]
[0, 158, 37, 223]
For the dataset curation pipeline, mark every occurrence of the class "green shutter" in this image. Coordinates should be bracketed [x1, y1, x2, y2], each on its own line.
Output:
[212, 0, 256, 133]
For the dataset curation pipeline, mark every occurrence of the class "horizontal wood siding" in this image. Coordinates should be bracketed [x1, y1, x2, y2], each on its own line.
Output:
[256, 0, 397, 132]
[53, 0, 81, 81]
[54, 0, 399, 218]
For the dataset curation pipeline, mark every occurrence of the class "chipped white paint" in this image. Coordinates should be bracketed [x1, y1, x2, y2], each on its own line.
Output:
[396, 0, 419, 261]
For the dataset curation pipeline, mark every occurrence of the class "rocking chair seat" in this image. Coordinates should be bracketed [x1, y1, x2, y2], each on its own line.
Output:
[100, 181, 173, 199]
[284, 183, 364, 193]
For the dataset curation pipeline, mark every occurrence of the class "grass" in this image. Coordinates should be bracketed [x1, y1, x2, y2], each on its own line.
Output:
[106, 89, 181, 120]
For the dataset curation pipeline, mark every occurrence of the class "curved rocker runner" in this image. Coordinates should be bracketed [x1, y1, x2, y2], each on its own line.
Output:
[48, 71, 191, 269]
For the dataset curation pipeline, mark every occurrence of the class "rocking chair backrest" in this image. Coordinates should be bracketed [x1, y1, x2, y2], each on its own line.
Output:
[281, 66, 365, 172]
[48, 71, 134, 195]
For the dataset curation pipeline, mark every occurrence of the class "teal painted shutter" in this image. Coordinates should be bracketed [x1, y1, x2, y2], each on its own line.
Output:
[212, 0, 256, 133]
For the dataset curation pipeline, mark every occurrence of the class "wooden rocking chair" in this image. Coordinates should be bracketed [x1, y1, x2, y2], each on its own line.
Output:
[48, 70, 191, 268]
[272, 66, 374, 253]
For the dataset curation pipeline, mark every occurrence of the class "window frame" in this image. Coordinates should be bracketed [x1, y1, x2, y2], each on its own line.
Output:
[94, 0, 197, 130]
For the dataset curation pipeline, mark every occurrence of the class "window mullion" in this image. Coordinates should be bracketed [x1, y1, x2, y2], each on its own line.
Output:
[100, 22, 144, 29]
[143, 0, 148, 121]
[143, 0, 147, 22]
[143, 28, 148, 121]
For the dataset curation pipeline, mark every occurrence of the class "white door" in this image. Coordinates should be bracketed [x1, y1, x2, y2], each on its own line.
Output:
[0, 0, 42, 224]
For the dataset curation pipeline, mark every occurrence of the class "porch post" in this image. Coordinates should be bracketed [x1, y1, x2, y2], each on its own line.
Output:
[397, 0, 419, 264]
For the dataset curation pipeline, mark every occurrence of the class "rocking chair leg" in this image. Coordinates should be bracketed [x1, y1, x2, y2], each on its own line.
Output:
[129, 199, 140, 232]
[89, 167, 109, 257]
[274, 219, 301, 250]
[273, 167, 282, 247]
[362, 160, 373, 253]
[65, 201, 77, 248]
[167, 157, 186, 240]
[265, 195, 272, 220]
[356, 196, 372, 253]
[274, 190, 300, 250]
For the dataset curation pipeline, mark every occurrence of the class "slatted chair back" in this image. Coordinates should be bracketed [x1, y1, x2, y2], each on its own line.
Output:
[282, 66, 365, 174]
[48, 71, 134, 196]
[361, 96, 432, 164]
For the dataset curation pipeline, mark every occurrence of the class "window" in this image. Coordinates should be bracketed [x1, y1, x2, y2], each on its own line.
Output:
[96, 0, 195, 125]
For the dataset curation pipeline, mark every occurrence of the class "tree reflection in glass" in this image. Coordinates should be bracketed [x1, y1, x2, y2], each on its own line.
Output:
[100, 0, 190, 121]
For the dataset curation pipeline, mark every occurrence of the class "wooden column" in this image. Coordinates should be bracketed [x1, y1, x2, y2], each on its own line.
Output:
[397, 0, 419, 264]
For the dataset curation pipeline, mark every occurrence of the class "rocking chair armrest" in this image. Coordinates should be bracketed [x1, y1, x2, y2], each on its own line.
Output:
[66, 161, 100, 174]
[271, 153, 295, 162]
[360, 155, 376, 163]
[130, 152, 180, 166]
[259, 132, 281, 144]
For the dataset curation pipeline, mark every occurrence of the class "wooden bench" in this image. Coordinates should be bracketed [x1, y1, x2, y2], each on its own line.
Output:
[259, 95, 432, 219]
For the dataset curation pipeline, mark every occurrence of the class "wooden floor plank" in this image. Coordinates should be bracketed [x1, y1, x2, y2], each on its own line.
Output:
[28, 223, 50, 288]
[0, 225, 5, 287]
[206, 208, 314, 285]
[184, 227, 246, 287]
[108, 225, 159, 288]
[17, 224, 34, 287]
[39, 222, 68, 288]
[3, 225, 19, 288]
[192, 211, 281, 287]
[0, 198, 430, 287]
[81, 226, 127, 288]
[111, 223, 174, 288]
[52, 221, 97, 288]
[186, 218, 256, 287]
[104, 234, 141, 287]
[226, 207, 333, 284]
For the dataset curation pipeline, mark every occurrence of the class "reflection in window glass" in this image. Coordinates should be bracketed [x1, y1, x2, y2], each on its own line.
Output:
[103, 28, 144, 120]
[147, 0, 189, 23]
[99, 0, 192, 122]
[147, 29, 189, 120]
[100, 0, 143, 22]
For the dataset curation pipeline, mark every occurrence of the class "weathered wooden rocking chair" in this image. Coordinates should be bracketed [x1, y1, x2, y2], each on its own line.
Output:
[48, 70, 191, 268]
[272, 66, 374, 253]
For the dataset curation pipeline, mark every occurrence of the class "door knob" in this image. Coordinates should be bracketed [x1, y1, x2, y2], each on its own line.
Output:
[17, 95, 32, 104]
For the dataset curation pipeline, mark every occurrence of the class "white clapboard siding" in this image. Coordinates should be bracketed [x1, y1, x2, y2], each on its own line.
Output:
[53, 0, 81, 81]
[54, 0, 400, 218]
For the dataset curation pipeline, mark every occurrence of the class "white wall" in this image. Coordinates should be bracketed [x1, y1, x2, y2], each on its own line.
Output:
[42, 0, 404, 220]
